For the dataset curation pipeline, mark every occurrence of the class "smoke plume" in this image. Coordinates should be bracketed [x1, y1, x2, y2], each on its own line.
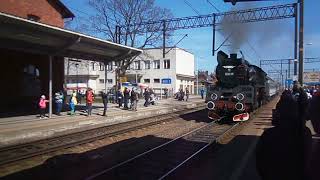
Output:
[219, 3, 292, 55]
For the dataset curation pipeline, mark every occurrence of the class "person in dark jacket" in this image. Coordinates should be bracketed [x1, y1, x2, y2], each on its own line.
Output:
[101, 92, 108, 116]
[178, 89, 184, 101]
[256, 92, 312, 180]
[54, 91, 64, 116]
[123, 87, 130, 109]
[144, 88, 150, 107]
[164, 88, 168, 99]
[117, 89, 123, 108]
[185, 88, 190, 101]
[130, 89, 138, 111]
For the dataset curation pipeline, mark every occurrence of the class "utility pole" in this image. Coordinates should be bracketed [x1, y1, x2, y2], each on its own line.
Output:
[135, 71, 138, 84]
[162, 20, 166, 58]
[298, 0, 304, 85]
[294, 3, 298, 80]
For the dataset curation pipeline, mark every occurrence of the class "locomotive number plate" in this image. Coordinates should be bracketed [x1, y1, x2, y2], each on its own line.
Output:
[225, 72, 234, 76]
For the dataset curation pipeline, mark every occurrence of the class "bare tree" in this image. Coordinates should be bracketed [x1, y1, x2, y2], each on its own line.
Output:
[88, 0, 173, 81]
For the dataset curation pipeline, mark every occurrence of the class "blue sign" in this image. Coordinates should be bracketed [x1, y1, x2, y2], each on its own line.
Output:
[162, 78, 171, 84]
[286, 79, 293, 88]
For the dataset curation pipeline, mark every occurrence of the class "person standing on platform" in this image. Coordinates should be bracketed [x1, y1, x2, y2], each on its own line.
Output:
[117, 89, 123, 108]
[185, 88, 190, 101]
[54, 91, 64, 116]
[101, 91, 108, 116]
[77, 90, 82, 104]
[86, 88, 94, 116]
[164, 88, 168, 99]
[69, 92, 77, 115]
[39, 95, 49, 119]
[144, 88, 150, 107]
[200, 88, 205, 99]
[123, 87, 130, 109]
[130, 89, 138, 111]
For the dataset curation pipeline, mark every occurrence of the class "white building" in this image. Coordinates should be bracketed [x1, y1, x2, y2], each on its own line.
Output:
[64, 47, 195, 95]
[126, 47, 195, 95]
[64, 58, 116, 94]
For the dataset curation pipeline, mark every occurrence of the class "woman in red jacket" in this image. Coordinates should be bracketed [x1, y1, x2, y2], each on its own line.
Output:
[86, 88, 94, 116]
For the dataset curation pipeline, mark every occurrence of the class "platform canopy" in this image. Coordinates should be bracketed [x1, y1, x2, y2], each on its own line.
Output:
[0, 12, 142, 61]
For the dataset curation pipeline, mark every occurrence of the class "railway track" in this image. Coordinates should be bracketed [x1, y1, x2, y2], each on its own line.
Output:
[0, 106, 205, 166]
[85, 119, 239, 180]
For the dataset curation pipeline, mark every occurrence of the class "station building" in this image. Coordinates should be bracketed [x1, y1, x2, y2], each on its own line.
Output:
[64, 58, 116, 94]
[65, 47, 196, 96]
[0, 0, 142, 117]
[126, 47, 195, 95]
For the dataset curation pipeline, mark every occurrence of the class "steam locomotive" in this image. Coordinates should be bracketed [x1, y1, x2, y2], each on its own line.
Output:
[206, 51, 279, 122]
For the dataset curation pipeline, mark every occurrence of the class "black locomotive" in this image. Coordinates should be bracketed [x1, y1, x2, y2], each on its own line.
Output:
[206, 51, 279, 122]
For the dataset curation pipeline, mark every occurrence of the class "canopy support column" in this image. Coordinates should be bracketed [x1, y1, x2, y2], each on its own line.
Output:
[49, 55, 53, 118]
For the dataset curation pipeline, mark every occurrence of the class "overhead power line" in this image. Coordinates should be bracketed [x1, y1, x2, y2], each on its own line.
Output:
[183, 0, 201, 15]
[206, 0, 221, 13]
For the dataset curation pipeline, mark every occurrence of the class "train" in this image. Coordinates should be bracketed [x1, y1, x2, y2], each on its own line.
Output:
[206, 51, 280, 122]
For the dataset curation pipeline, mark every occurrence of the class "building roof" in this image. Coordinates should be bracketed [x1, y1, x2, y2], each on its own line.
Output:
[54, 0, 75, 19]
[176, 74, 195, 79]
[143, 46, 194, 55]
[0, 12, 142, 62]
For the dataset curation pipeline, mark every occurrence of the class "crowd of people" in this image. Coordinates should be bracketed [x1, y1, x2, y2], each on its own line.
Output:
[116, 87, 158, 110]
[256, 82, 320, 180]
[38, 88, 95, 118]
[175, 88, 190, 101]
[38, 86, 165, 118]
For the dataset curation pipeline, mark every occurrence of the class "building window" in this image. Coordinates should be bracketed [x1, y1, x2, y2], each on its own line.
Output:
[107, 62, 113, 71]
[164, 59, 170, 69]
[154, 78, 160, 83]
[27, 14, 40, 22]
[153, 60, 160, 69]
[92, 62, 95, 71]
[144, 79, 150, 83]
[99, 63, 104, 71]
[107, 79, 113, 84]
[133, 61, 141, 70]
[145, 60, 151, 69]
[99, 79, 104, 84]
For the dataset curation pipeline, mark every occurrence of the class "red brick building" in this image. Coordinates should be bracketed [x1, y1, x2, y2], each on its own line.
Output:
[0, 0, 74, 27]
[0, 0, 141, 117]
[0, 0, 74, 116]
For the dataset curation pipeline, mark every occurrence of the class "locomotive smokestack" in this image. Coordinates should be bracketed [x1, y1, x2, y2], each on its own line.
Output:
[230, 53, 237, 60]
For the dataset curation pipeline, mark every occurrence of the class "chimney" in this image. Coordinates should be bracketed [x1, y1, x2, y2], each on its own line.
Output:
[230, 53, 237, 60]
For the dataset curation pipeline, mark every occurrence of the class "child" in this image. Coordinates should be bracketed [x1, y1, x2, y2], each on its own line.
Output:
[69, 92, 78, 115]
[39, 95, 49, 119]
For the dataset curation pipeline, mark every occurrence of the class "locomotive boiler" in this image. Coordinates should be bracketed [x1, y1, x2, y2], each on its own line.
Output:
[206, 51, 278, 122]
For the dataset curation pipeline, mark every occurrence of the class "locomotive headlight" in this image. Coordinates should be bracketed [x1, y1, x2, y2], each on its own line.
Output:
[236, 93, 245, 101]
[211, 93, 218, 101]
[235, 102, 244, 111]
[207, 101, 215, 110]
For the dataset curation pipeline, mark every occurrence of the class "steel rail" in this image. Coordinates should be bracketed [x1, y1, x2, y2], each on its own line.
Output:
[85, 119, 237, 180]
[0, 106, 205, 166]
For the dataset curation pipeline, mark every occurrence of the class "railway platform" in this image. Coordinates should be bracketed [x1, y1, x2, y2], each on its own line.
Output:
[0, 96, 205, 148]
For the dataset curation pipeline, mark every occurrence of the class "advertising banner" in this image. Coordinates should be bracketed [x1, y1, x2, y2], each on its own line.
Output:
[303, 72, 320, 84]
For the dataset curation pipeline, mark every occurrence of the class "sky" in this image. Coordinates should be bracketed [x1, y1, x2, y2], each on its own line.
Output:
[61, 0, 320, 80]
